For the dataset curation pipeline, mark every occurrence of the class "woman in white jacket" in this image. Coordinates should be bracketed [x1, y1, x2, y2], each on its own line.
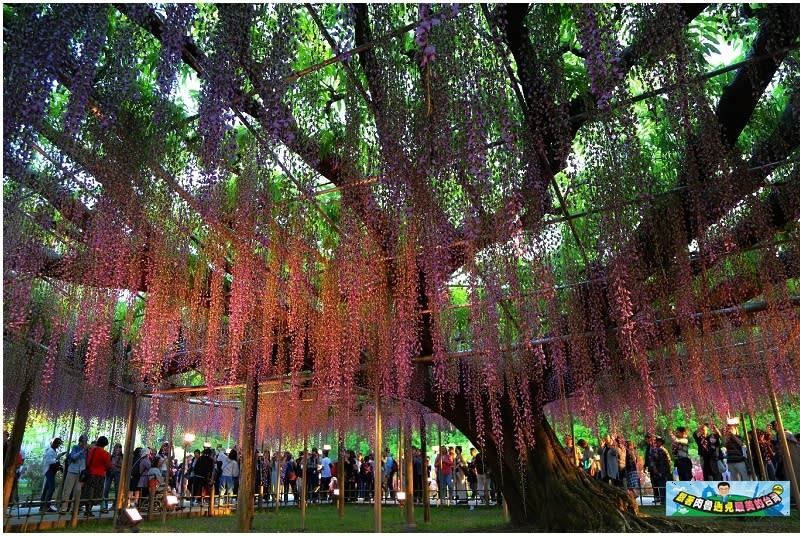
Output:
[219, 449, 239, 504]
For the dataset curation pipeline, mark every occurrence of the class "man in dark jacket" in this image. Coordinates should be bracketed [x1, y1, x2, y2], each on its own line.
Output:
[190, 448, 215, 504]
[693, 422, 722, 481]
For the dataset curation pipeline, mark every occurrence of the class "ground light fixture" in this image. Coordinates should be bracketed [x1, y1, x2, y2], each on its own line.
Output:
[165, 494, 180, 509]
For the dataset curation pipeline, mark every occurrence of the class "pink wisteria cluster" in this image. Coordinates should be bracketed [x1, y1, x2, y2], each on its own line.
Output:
[2, 4, 798, 473]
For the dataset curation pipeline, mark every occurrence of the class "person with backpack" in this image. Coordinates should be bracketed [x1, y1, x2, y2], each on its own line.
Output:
[58, 434, 88, 514]
[132, 448, 153, 507]
[282, 452, 298, 505]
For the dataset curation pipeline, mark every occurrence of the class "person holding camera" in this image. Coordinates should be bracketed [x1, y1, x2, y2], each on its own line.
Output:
[39, 437, 66, 512]
[722, 423, 749, 481]
[669, 427, 693, 481]
[693, 422, 722, 481]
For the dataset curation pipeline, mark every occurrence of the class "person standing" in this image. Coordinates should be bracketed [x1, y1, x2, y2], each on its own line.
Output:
[453, 446, 467, 502]
[648, 436, 672, 506]
[670, 427, 693, 481]
[101, 443, 123, 512]
[770, 421, 800, 485]
[83, 436, 112, 516]
[470, 448, 486, 502]
[383, 448, 398, 501]
[723, 424, 749, 481]
[282, 452, 298, 505]
[624, 440, 640, 498]
[693, 423, 722, 481]
[319, 449, 333, 503]
[413, 448, 424, 503]
[344, 449, 358, 502]
[756, 429, 777, 480]
[190, 448, 214, 504]
[435, 445, 454, 505]
[214, 445, 226, 496]
[59, 434, 88, 514]
[306, 448, 320, 503]
[600, 435, 621, 487]
[219, 449, 239, 505]
[39, 437, 65, 512]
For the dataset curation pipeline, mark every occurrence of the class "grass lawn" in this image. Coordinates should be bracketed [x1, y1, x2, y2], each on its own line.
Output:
[41, 503, 508, 533]
[38, 503, 800, 533]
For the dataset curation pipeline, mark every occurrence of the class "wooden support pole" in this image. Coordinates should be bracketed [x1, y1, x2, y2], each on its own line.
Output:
[162, 421, 174, 524]
[437, 427, 443, 506]
[58, 408, 78, 502]
[236, 367, 258, 531]
[374, 392, 382, 532]
[749, 410, 767, 480]
[109, 415, 118, 453]
[768, 386, 800, 505]
[403, 415, 415, 530]
[570, 410, 578, 467]
[739, 412, 756, 480]
[420, 414, 429, 523]
[274, 436, 282, 513]
[337, 432, 345, 518]
[397, 424, 403, 494]
[300, 436, 308, 530]
[113, 393, 137, 527]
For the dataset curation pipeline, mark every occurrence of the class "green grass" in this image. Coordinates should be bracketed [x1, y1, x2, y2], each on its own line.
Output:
[38, 503, 800, 533]
[41, 503, 509, 533]
[637, 505, 800, 533]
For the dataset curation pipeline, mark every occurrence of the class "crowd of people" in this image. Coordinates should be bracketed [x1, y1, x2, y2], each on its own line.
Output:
[565, 419, 800, 505]
[8, 416, 799, 516]
[17, 434, 499, 517]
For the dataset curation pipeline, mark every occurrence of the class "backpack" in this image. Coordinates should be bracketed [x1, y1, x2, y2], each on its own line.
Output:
[131, 455, 145, 483]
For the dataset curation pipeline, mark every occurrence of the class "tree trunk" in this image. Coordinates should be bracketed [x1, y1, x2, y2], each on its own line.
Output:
[236, 367, 258, 532]
[486, 416, 649, 531]
[418, 369, 678, 531]
[3, 373, 34, 512]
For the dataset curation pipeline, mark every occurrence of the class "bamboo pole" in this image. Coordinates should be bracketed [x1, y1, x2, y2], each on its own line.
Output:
[162, 421, 173, 525]
[274, 436, 282, 513]
[109, 415, 118, 455]
[739, 412, 757, 481]
[569, 406, 578, 467]
[420, 415, 429, 523]
[374, 392, 382, 532]
[58, 408, 78, 502]
[403, 416, 415, 530]
[748, 411, 767, 480]
[437, 428, 443, 506]
[397, 424, 403, 496]
[300, 436, 308, 530]
[768, 387, 799, 505]
[337, 432, 344, 518]
[113, 393, 137, 527]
